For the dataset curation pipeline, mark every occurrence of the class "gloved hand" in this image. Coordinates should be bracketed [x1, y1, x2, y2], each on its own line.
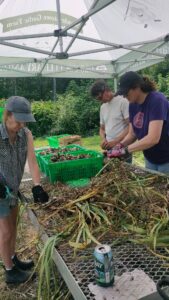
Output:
[32, 185, 49, 203]
[0, 181, 7, 199]
[107, 146, 129, 158]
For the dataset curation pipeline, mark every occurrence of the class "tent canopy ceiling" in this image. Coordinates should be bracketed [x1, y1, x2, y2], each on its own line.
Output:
[0, 0, 169, 78]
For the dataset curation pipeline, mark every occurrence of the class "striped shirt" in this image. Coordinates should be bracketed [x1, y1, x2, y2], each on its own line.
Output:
[0, 123, 28, 194]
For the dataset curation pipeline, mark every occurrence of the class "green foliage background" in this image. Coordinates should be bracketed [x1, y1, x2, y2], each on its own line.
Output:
[29, 80, 100, 137]
[29, 101, 59, 137]
[1, 59, 169, 137]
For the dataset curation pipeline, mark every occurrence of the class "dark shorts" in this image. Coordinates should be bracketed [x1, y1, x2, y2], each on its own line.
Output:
[0, 197, 18, 218]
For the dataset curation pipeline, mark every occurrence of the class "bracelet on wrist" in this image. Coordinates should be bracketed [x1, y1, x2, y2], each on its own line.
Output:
[125, 146, 129, 154]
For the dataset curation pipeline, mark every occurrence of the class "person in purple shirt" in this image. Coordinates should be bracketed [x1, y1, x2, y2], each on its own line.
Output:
[109, 71, 169, 174]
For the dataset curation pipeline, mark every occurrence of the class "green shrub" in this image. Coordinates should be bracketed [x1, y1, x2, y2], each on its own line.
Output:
[52, 91, 100, 136]
[29, 101, 59, 137]
[28, 80, 100, 137]
[0, 98, 6, 107]
[27, 80, 100, 138]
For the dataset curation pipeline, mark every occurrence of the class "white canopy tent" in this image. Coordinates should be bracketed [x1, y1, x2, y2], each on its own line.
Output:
[0, 0, 169, 82]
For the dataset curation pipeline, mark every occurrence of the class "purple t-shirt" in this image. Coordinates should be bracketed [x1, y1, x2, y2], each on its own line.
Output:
[129, 91, 169, 164]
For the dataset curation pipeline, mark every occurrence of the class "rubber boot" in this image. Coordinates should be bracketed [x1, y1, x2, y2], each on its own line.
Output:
[5, 266, 31, 284]
[12, 254, 34, 271]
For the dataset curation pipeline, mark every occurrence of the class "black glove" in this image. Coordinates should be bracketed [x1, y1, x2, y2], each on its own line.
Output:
[32, 185, 49, 203]
[0, 181, 7, 199]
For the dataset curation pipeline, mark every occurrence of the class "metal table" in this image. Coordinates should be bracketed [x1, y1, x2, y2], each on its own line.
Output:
[27, 207, 169, 300]
[22, 167, 169, 300]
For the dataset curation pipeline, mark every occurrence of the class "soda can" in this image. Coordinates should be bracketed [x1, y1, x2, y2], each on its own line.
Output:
[94, 244, 114, 287]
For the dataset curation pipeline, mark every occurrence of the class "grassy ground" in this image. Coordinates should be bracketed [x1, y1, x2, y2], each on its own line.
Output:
[34, 135, 145, 167]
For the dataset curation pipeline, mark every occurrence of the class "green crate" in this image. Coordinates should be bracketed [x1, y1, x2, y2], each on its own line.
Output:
[43, 149, 102, 165]
[41, 150, 103, 183]
[60, 144, 85, 151]
[66, 178, 90, 188]
[35, 144, 85, 172]
[47, 134, 71, 148]
[35, 146, 69, 172]
[0, 107, 4, 122]
[35, 147, 51, 172]
[35, 144, 84, 173]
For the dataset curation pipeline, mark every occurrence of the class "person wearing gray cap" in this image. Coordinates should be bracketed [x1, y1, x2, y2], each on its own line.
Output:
[0, 96, 49, 284]
[109, 71, 169, 174]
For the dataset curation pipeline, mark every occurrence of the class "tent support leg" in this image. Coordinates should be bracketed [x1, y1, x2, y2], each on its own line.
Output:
[53, 77, 56, 101]
[114, 75, 118, 92]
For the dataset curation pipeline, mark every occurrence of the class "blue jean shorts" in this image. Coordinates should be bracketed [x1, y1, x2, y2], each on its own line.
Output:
[145, 158, 169, 174]
[0, 197, 18, 218]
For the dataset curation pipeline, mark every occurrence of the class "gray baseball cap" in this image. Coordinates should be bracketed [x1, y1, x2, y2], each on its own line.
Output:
[5, 96, 36, 122]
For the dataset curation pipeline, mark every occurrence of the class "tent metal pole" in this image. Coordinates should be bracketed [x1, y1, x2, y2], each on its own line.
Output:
[121, 45, 166, 58]
[50, 0, 61, 102]
[61, 0, 116, 34]
[56, 0, 63, 52]
[65, 0, 105, 53]
[14, 78, 17, 95]
[0, 41, 57, 56]
[38, 45, 60, 74]
[69, 46, 166, 59]
[0, 30, 164, 48]
[112, 63, 118, 92]
[38, 0, 61, 75]
[67, 32, 164, 49]
[0, 32, 54, 41]
[69, 46, 116, 56]
[1, 38, 164, 60]
[65, 20, 86, 53]
[113, 76, 118, 92]
[67, 34, 166, 59]
[67, 32, 118, 47]
[90, 0, 100, 9]
[53, 78, 56, 101]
